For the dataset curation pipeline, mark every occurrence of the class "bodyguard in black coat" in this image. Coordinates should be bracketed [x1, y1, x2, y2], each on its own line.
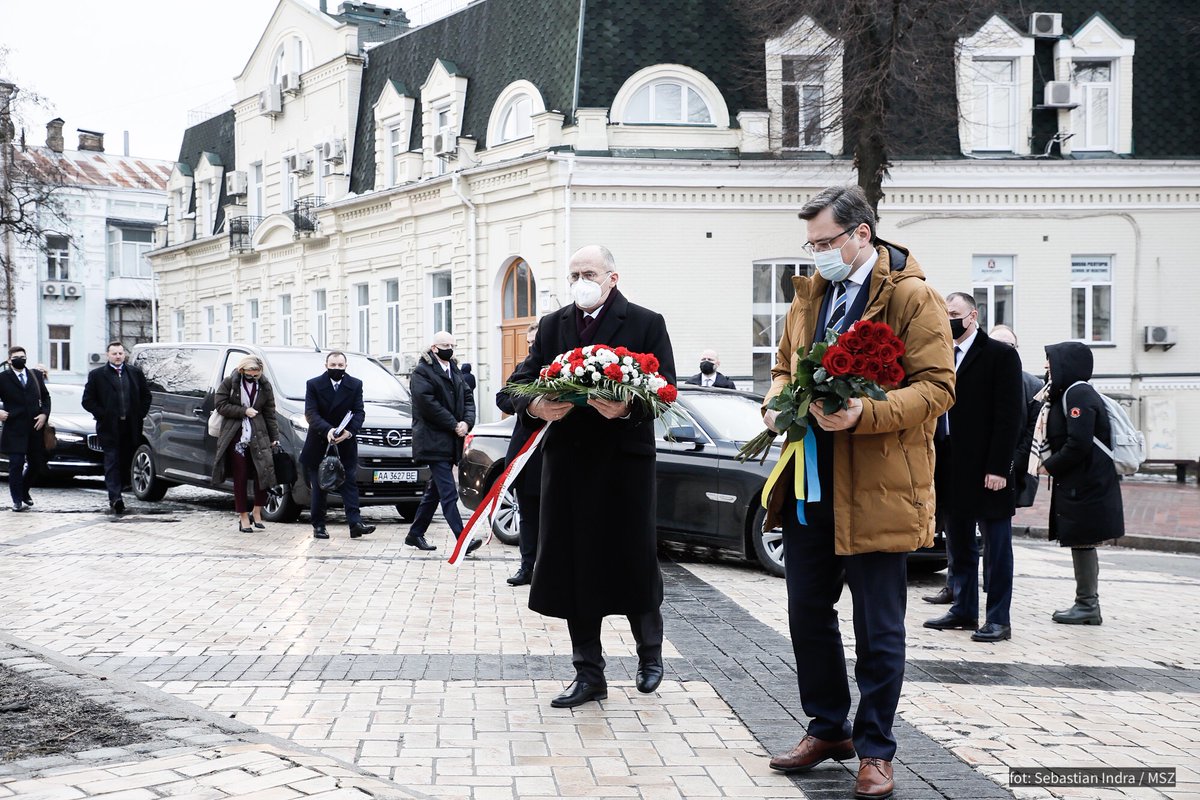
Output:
[925, 295, 1022, 642]
[81, 342, 152, 512]
[683, 350, 736, 388]
[505, 245, 675, 709]
[0, 347, 51, 511]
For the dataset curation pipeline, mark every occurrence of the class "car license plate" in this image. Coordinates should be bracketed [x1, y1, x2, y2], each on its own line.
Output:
[373, 470, 418, 483]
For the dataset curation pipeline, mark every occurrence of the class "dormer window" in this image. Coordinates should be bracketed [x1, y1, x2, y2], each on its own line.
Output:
[1073, 61, 1114, 151]
[499, 95, 533, 142]
[487, 81, 547, 148]
[626, 80, 712, 125]
[270, 35, 310, 86]
[1053, 14, 1135, 155]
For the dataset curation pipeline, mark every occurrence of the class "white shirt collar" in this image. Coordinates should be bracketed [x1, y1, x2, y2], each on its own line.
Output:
[954, 328, 978, 368]
[845, 246, 877, 287]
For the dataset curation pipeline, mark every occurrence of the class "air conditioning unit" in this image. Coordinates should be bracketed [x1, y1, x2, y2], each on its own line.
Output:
[433, 133, 456, 157]
[1029, 12, 1063, 37]
[42, 282, 59, 296]
[225, 170, 248, 197]
[259, 85, 283, 117]
[292, 155, 314, 176]
[1144, 326, 1177, 350]
[63, 283, 81, 298]
[89, 352, 104, 365]
[1043, 81, 1079, 108]
[280, 71, 301, 96]
[322, 138, 345, 164]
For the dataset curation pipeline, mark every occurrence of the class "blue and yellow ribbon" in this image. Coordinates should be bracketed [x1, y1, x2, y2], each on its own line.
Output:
[760, 427, 821, 524]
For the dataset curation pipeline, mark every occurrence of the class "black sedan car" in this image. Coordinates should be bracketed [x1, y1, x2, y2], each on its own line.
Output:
[459, 385, 950, 577]
[0, 382, 105, 481]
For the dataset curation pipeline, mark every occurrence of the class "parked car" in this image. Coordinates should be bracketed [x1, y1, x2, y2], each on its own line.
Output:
[128, 344, 427, 522]
[459, 385, 951, 577]
[0, 382, 105, 481]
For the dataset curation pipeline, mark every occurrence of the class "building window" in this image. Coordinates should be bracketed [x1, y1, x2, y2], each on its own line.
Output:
[433, 108, 452, 176]
[781, 57, 825, 148]
[46, 235, 70, 280]
[205, 306, 216, 341]
[281, 154, 298, 211]
[1073, 61, 1114, 151]
[108, 303, 153, 347]
[107, 227, 154, 278]
[250, 162, 264, 217]
[752, 260, 813, 393]
[385, 279, 401, 353]
[626, 80, 712, 124]
[247, 300, 260, 344]
[497, 95, 533, 143]
[430, 271, 452, 334]
[354, 284, 370, 353]
[314, 289, 328, 348]
[173, 309, 185, 342]
[1071, 255, 1113, 343]
[270, 35, 309, 86]
[502, 258, 536, 320]
[279, 294, 293, 345]
[48, 325, 71, 371]
[387, 125, 404, 187]
[971, 255, 1015, 331]
[971, 59, 1017, 152]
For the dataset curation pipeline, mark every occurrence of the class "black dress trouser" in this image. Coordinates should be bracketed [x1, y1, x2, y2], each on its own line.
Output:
[567, 610, 663, 685]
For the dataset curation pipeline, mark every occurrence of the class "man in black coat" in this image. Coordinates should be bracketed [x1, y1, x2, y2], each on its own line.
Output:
[505, 244, 676, 709]
[683, 350, 736, 388]
[82, 341, 152, 513]
[299, 351, 375, 540]
[406, 331, 476, 552]
[497, 320, 541, 586]
[925, 294, 1023, 643]
[990, 325, 1045, 509]
[0, 346, 51, 512]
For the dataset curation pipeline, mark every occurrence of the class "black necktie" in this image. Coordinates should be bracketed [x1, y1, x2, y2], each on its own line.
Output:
[954, 345, 962, 369]
[333, 382, 340, 393]
[827, 282, 849, 332]
[18, 372, 26, 387]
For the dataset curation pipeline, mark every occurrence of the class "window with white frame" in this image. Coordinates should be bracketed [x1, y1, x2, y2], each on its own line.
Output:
[781, 57, 826, 148]
[199, 179, 214, 237]
[269, 35, 309, 86]
[279, 294, 293, 345]
[173, 309, 185, 342]
[314, 289, 328, 348]
[107, 227, 154, 278]
[430, 271, 452, 335]
[497, 95, 533, 143]
[387, 125, 405, 186]
[971, 255, 1015, 331]
[223, 304, 233, 342]
[752, 259, 814, 392]
[626, 80, 712, 124]
[250, 162, 263, 218]
[173, 187, 190, 240]
[433, 108, 452, 176]
[1073, 61, 1114, 151]
[385, 279, 401, 353]
[354, 284, 370, 353]
[46, 235, 70, 280]
[205, 306, 216, 341]
[108, 303, 153, 346]
[48, 324, 71, 371]
[971, 59, 1018, 151]
[281, 155, 298, 211]
[247, 299, 260, 344]
[1071, 255, 1113, 343]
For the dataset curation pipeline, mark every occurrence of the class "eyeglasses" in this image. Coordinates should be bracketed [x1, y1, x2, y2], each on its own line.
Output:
[567, 269, 612, 284]
[803, 226, 858, 255]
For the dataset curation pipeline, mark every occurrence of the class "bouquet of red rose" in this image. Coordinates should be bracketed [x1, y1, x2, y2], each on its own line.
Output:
[504, 344, 678, 418]
[737, 320, 907, 463]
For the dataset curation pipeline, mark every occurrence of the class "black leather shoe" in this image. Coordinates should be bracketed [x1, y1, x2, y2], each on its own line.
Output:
[239, 523, 254, 533]
[313, 526, 329, 540]
[252, 521, 266, 530]
[923, 612, 977, 631]
[922, 586, 953, 604]
[971, 622, 1012, 642]
[405, 535, 436, 551]
[22, 497, 33, 508]
[11, 504, 24, 513]
[506, 567, 532, 586]
[636, 660, 664, 693]
[466, 538, 483, 555]
[350, 523, 376, 539]
[110, 499, 126, 514]
[550, 680, 607, 708]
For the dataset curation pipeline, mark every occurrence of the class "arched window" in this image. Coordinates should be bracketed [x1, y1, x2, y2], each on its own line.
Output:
[270, 35, 310, 85]
[498, 95, 534, 143]
[502, 258, 536, 320]
[626, 80, 712, 124]
[487, 81, 546, 148]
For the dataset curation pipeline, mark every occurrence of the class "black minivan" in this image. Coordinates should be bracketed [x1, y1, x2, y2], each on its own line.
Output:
[129, 343, 427, 522]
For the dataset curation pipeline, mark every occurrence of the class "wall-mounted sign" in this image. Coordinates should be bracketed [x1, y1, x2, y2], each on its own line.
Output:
[1071, 255, 1112, 282]
[971, 255, 1014, 283]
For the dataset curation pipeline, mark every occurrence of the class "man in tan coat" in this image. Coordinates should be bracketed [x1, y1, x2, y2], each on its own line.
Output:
[763, 186, 954, 800]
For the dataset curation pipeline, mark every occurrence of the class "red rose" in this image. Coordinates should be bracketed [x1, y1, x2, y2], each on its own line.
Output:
[603, 363, 624, 381]
[570, 348, 584, 360]
[614, 346, 630, 359]
[539, 367, 548, 378]
[890, 335, 906, 357]
[881, 363, 906, 387]
[876, 342, 899, 363]
[850, 354, 870, 376]
[839, 330, 864, 353]
[547, 362, 563, 377]
[639, 354, 660, 373]
[822, 345, 854, 376]
[853, 320, 877, 339]
[656, 384, 678, 403]
[864, 356, 885, 380]
[859, 336, 881, 355]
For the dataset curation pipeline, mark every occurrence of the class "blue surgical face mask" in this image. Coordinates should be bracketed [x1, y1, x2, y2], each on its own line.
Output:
[813, 235, 863, 282]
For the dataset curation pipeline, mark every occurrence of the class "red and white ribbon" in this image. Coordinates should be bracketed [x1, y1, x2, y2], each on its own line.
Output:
[448, 423, 550, 566]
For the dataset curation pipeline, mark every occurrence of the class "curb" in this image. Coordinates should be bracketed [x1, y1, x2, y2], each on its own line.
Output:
[1013, 525, 1200, 556]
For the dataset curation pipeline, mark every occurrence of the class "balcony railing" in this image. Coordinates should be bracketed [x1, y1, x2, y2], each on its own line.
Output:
[229, 216, 264, 254]
[292, 195, 325, 238]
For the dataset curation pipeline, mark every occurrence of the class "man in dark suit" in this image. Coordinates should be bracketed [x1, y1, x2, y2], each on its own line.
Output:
[0, 346, 51, 512]
[497, 320, 541, 586]
[406, 331, 476, 552]
[924, 294, 1023, 643]
[506, 244, 675, 709]
[82, 341, 152, 514]
[299, 351, 375, 540]
[683, 350, 736, 388]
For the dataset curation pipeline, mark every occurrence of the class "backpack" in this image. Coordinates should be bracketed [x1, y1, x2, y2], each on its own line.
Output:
[1061, 381, 1146, 476]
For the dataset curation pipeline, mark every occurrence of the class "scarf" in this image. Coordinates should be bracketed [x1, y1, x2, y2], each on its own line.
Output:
[236, 379, 257, 454]
[1028, 382, 1051, 476]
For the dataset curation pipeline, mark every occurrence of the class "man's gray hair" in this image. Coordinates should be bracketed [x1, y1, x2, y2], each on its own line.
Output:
[799, 185, 877, 240]
[597, 245, 616, 271]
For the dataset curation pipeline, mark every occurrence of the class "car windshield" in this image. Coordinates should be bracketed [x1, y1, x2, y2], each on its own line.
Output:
[684, 392, 770, 443]
[266, 352, 411, 404]
[47, 384, 87, 415]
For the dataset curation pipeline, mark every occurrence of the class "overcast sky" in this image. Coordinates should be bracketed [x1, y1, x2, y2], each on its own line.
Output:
[1, 0, 464, 162]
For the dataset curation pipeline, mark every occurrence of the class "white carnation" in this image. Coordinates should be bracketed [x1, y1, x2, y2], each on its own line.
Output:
[574, 366, 585, 377]
[591, 371, 601, 382]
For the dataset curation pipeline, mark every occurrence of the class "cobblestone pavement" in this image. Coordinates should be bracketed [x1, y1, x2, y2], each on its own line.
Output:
[0, 480, 1198, 799]
[1015, 478, 1200, 545]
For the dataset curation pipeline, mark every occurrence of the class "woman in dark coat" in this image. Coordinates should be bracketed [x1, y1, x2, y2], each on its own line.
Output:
[1039, 341, 1124, 625]
[212, 355, 279, 532]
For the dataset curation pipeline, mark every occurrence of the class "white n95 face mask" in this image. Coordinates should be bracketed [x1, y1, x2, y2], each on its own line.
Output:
[571, 277, 604, 308]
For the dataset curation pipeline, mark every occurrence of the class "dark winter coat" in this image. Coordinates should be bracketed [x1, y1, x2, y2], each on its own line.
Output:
[1013, 370, 1045, 508]
[0, 368, 51, 454]
[81, 363, 152, 449]
[684, 371, 736, 389]
[506, 288, 676, 619]
[1043, 342, 1125, 547]
[299, 374, 365, 469]
[945, 330, 1024, 520]
[211, 375, 280, 487]
[410, 352, 476, 464]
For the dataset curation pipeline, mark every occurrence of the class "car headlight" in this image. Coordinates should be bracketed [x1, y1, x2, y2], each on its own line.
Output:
[289, 413, 309, 433]
[55, 431, 85, 444]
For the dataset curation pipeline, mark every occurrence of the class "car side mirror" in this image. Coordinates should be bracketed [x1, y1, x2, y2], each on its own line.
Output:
[666, 424, 703, 443]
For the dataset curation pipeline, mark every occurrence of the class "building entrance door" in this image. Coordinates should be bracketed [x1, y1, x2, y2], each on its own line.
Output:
[500, 258, 537, 379]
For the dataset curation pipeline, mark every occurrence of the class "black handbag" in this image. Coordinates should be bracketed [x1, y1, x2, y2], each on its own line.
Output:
[317, 444, 345, 491]
[272, 446, 297, 486]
